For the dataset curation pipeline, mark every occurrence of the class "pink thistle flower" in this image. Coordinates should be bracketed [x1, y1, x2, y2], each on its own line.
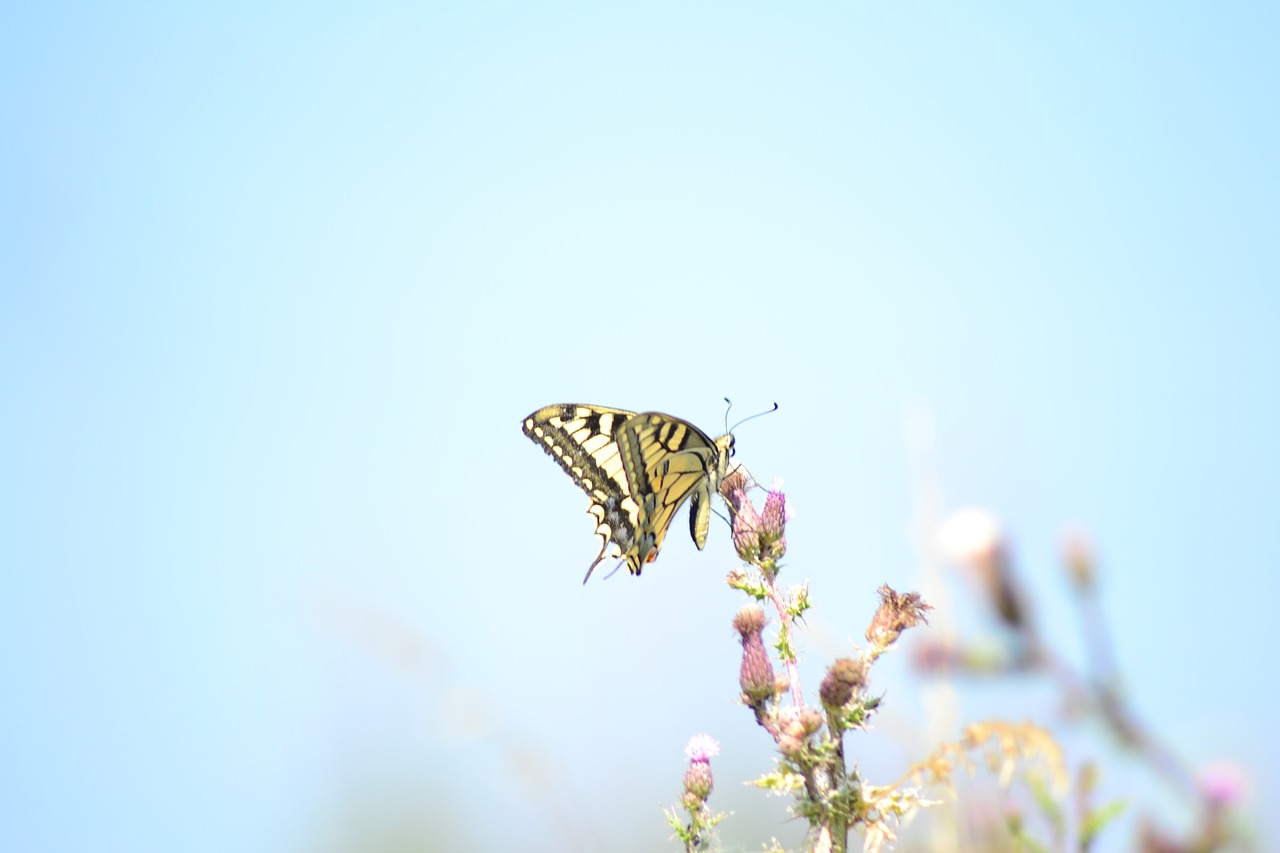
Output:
[684, 733, 720, 763]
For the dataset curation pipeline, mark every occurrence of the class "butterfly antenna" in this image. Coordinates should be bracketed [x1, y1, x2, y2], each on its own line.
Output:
[723, 397, 734, 435]
[729, 402, 779, 434]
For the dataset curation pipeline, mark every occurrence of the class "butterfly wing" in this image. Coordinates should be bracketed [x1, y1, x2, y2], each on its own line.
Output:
[613, 412, 733, 568]
[523, 404, 735, 581]
[522, 404, 643, 580]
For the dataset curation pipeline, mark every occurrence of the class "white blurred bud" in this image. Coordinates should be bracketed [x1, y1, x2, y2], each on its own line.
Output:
[939, 508, 1026, 629]
[938, 507, 1005, 572]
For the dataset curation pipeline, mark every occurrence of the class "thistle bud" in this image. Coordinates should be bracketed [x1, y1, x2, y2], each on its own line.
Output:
[819, 657, 867, 710]
[778, 734, 805, 759]
[718, 469, 749, 511]
[683, 759, 713, 802]
[1062, 528, 1096, 591]
[760, 485, 788, 561]
[682, 734, 719, 804]
[730, 500, 764, 563]
[733, 606, 775, 705]
[779, 706, 824, 740]
[797, 708, 824, 736]
[938, 507, 1004, 575]
[779, 708, 807, 739]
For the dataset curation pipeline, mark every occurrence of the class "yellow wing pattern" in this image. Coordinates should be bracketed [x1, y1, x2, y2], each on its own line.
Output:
[522, 404, 735, 582]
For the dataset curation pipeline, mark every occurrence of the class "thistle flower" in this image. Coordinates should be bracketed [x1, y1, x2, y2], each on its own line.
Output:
[719, 470, 777, 564]
[682, 734, 719, 803]
[1200, 761, 1250, 809]
[684, 733, 720, 763]
[733, 606, 775, 706]
[865, 585, 932, 649]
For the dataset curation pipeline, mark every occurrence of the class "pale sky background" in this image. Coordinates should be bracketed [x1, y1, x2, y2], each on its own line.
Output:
[3, 3, 1277, 852]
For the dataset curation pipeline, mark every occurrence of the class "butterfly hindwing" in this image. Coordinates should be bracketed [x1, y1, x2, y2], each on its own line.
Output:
[522, 404, 735, 581]
[615, 413, 720, 560]
[522, 405, 641, 577]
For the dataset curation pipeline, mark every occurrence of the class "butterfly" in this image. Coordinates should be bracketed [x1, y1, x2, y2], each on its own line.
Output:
[522, 404, 736, 582]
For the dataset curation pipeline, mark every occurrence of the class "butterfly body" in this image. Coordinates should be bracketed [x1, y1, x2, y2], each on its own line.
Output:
[522, 404, 735, 581]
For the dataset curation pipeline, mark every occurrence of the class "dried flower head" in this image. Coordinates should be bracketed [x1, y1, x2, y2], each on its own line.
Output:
[866, 585, 933, 649]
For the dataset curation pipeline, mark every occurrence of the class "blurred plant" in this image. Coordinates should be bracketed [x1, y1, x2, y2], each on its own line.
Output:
[661, 479, 1255, 852]
[918, 508, 1256, 852]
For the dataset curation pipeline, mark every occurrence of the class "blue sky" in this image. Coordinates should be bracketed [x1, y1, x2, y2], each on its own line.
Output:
[3, 3, 1277, 851]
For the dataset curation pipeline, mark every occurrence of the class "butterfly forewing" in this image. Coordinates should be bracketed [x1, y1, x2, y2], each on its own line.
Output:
[522, 404, 734, 581]
[522, 405, 641, 577]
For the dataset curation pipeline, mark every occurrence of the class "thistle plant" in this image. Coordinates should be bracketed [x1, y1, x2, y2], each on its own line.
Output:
[665, 470, 938, 853]
[666, 734, 727, 852]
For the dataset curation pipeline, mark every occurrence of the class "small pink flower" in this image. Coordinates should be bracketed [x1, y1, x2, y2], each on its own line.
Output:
[1200, 761, 1250, 808]
[684, 733, 720, 763]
